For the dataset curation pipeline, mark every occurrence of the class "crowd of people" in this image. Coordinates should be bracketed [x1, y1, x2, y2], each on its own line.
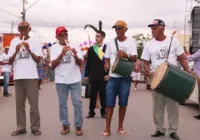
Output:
[0, 18, 199, 140]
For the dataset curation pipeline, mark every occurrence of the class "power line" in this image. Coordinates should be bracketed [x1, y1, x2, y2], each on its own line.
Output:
[0, 7, 21, 19]
[26, 0, 40, 11]
[30, 7, 47, 27]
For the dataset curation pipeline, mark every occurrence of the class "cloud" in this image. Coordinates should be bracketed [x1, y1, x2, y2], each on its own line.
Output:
[0, 0, 188, 30]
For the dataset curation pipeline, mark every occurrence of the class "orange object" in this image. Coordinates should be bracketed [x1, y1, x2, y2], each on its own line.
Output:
[81, 48, 85, 51]
[85, 47, 88, 50]
[3, 33, 20, 48]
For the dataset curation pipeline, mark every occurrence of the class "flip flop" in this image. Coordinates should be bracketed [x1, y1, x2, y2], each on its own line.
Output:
[100, 132, 111, 138]
[117, 130, 126, 136]
[11, 129, 27, 136]
[31, 129, 42, 136]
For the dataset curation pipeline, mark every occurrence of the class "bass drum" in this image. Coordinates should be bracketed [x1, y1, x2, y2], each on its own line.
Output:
[151, 62, 196, 103]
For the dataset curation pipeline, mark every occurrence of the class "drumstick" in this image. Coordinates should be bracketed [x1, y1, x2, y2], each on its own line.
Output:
[172, 31, 177, 36]
[166, 31, 177, 62]
[64, 40, 74, 56]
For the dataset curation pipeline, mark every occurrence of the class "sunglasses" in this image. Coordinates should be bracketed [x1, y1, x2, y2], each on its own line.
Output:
[115, 27, 125, 31]
[19, 28, 29, 31]
[59, 34, 68, 37]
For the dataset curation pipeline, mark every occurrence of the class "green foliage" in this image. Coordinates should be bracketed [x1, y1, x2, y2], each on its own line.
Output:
[132, 33, 152, 59]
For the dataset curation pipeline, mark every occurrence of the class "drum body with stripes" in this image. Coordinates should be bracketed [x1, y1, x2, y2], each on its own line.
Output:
[151, 62, 196, 103]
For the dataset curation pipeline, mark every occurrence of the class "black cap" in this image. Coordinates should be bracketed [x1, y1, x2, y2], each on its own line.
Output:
[148, 19, 165, 27]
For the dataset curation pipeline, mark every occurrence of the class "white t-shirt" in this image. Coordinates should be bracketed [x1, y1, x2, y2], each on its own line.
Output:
[141, 36, 184, 72]
[8, 37, 43, 80]
[104, 37, 137, 77]
[0, 53, 12, 72]
[50, 42, 82, 84]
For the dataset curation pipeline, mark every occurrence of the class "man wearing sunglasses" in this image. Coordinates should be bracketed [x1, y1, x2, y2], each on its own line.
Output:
[101, 20, 137, 137]
[8, 21, 43, 136]
[50, 26, 83, 136]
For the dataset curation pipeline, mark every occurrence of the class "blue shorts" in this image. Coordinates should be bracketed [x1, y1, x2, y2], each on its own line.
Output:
[37, 67, 46, 80]
[106, 77, 132, 107]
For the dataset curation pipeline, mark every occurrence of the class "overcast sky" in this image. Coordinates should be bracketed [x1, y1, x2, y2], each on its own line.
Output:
[0, 0, 192, 30]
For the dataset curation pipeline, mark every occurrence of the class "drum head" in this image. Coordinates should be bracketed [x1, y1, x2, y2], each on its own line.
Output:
[151, 62, 168, 89]
[112, 58, 119, 72]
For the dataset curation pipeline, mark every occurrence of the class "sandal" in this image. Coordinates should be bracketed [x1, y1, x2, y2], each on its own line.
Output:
[100, 132, 111, 138]
[31, 129, 42, 136]
[76, 127, 83, 136]
[61, 126, 70, 135]
[117, 130, 126, 136]
[11, 129, 27, 136]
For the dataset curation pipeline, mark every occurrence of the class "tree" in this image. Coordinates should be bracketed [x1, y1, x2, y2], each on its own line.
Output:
[133, 33, 152, 59]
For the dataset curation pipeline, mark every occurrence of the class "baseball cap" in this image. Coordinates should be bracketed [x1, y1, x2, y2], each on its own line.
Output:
[55, 26, 68, 36]
[148, 19, 165, 27]
[112, 20, 128, 28]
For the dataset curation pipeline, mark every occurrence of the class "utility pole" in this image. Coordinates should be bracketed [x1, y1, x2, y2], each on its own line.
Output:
[11, 21, 14, 33]
[21, 0, 26, 21]
[172, 20, 177, 30]
[21, 0, 40, 22]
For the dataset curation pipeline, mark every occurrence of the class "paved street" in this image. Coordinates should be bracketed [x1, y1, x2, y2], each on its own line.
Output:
[0, 82, 199, 140]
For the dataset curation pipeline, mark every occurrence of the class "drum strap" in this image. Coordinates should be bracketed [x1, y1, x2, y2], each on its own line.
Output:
[166, 36, 174, 62]
[114, 38, 119, 51]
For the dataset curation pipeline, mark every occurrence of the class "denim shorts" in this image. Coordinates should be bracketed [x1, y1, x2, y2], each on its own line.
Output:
[106, 77, 132, 107]
[37, 67, 46, 80]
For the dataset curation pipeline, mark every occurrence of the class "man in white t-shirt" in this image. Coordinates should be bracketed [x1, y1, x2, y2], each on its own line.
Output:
[50, 26, 83, 136]
[8, 21, 43, 136]
[101, 20, 137, 137]
[141, 19, 193, 140]
[0, 46, 12, 97]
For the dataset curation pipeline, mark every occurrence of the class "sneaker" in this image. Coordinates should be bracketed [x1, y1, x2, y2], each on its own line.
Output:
[169, 132, 180, 140]
[4, 93, 12, 97]
[151, 130, 165, 137]
[134, 88, 138, 91]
